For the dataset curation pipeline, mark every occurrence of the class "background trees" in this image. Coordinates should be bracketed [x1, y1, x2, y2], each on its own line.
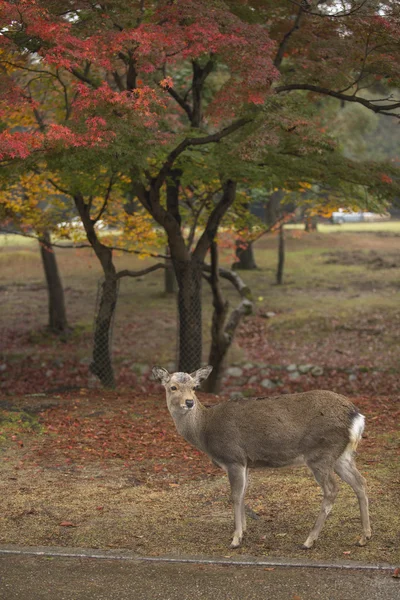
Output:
[1, 0, 399, 386]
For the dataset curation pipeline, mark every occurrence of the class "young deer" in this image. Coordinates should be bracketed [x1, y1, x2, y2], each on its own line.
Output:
[152, 366, 371, 550]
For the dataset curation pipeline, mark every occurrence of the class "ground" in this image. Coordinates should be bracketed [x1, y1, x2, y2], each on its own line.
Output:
[0, 224, 399, 565]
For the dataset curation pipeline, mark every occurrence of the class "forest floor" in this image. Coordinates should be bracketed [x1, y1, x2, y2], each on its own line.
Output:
[0, 225, 399, 564]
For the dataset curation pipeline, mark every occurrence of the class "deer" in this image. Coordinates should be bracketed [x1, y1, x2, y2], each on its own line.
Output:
[152, 365, 371, 550]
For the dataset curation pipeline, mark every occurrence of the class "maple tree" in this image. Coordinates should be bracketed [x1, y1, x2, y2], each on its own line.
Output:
[0, 0, 400, 382]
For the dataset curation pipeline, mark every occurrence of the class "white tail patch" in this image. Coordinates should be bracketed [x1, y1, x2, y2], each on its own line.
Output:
[345, 412, 365, 456]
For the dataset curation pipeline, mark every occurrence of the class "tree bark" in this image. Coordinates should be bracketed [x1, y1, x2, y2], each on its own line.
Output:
[164, 246, 177, 294]
[233, 240, 258, 270]
[38, 230, 69, 334]
[90, 275, 118, 388]
[174, 258, 203, 373]
[203, 243, 253, 394]
[74, 193, 117, 388]
[276, 223, 285, 285]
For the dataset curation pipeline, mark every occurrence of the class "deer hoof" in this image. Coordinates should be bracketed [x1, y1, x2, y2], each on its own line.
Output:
[230, 535, 242, 548]
[356, 534, 371, 547]
[301, 540, 314, 550]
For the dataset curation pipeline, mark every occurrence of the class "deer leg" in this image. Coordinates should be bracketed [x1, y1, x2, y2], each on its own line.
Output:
[241, 467, 249, 533]
[227, 464, 247, 548]
[302, 466, 338, 549]
[335, 454, 371, 546]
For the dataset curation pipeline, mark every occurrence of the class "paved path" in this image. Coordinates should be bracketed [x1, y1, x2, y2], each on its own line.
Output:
[0, 547, 398, 600]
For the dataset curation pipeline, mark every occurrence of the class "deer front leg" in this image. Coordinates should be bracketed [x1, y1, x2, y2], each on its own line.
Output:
[227, 464, 247, 548]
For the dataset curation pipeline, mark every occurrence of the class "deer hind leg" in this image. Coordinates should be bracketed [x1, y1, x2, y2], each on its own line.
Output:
[227, 464, 247, 548]
[334, 452, 371, 546]
[241, 467, 250, 534]
[302, 465, 338, 549]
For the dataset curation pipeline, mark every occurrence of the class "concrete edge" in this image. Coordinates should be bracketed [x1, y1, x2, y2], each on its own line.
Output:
[0, 545, 396, 572]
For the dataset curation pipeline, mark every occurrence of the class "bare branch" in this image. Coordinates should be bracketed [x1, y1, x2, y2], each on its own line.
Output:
[275, 84, 400, 116]
[116, 263, 166, 280]
[274, 7, 304, 69]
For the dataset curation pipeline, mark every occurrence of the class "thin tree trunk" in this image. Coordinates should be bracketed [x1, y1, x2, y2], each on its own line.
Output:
[38, 230, 69, 334]
[204, 243, 253, 394]
[276, 223, 285, 285]
[305, 215, 318, 231]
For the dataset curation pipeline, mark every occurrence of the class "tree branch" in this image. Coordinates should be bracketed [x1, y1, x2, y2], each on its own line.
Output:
[274, 7, 304, 69]
[275, 84, 400, 116]
[193, 180, 237, 261]
[153, 118, 251, 192]
[116, 263, 166, 280]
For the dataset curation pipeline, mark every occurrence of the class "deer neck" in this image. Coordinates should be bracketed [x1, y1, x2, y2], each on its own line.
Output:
[169, 401, 207, 452]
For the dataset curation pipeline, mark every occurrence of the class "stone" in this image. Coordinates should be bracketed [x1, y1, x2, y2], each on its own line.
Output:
[298, 364, 313, 374]
[349, 374, 357, 382]
[288, 371, 300, 381]
[286, 364, 298, 372]
[0, 364, 6, 372]
[261, 378, 277, 389]
[243, 363, 255, 370]
[226, 367, 244, 377]
[230, 392, 244, 400]
[311, 366, 324, 377]
[248, 375, 259, 385]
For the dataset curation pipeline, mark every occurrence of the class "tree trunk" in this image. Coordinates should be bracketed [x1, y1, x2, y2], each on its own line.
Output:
[203, 243, 253, 394]
[74, 192, 117, 389]
[90, 276, 118, 388]
[276, 223, 285, 285]
[233, 240, 257, 270]
[164, 246, 177, 294]
[174, 258, 203, 373]
[305, 215, 318, 232]
[38, 231, 69, 334]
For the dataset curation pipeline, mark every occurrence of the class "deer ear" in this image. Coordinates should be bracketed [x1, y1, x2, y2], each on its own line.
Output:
[190, 366, 213, 385]
[152, 366, 171, 385]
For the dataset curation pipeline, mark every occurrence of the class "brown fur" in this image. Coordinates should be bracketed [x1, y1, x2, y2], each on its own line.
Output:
[152, 366, 371, 549]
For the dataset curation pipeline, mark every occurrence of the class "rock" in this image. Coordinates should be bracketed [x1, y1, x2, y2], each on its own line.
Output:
[243, 363, 255, 370]
[286, 364, 298, 372]
[230, 392, 244, 400]
[311, 366, 324, 377]
[259, 311, 276, 319]
[226, 367, 244, 377]
[261, 378, 277, 389]
[349, 374, 357, 382]
[45, 370, 53, 378]
[288, 371, 300, 381]
[0, 364, 6, 372]
[298, 364, 313, 374]
[248, 375, 259, 385]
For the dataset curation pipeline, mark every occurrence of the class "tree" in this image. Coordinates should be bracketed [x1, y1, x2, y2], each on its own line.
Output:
[0, 172, 70, 334]
[1, 0, 400, 381]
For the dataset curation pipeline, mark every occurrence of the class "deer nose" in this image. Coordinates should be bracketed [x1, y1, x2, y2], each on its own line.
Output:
[185, 399, 194, 409]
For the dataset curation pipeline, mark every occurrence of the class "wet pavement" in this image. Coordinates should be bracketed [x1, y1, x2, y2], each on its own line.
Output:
[0, 547, 398, 600]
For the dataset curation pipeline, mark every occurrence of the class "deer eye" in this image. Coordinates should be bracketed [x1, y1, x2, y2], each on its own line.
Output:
[171, 386, 177, 391]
